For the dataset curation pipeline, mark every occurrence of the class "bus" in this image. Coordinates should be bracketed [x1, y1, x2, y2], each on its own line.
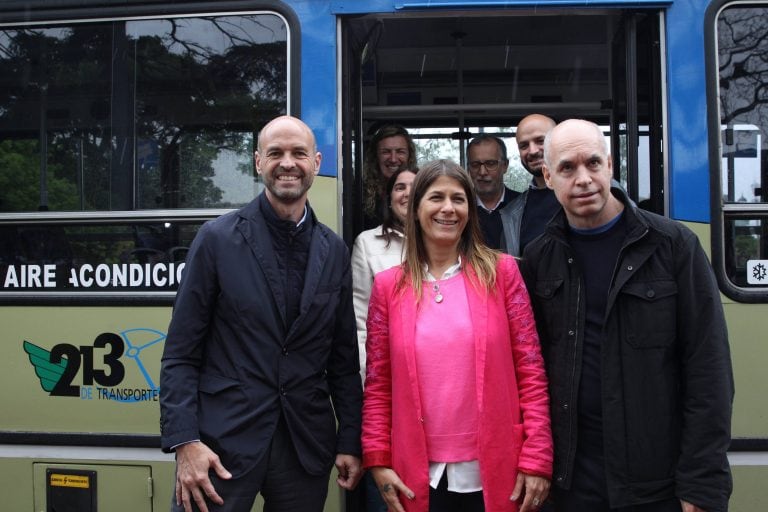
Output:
[0, 0, 765, 510]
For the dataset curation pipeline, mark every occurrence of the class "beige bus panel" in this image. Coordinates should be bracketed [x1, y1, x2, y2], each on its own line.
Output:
[34, 463, 153, 511]
[3, 307, 169, 433]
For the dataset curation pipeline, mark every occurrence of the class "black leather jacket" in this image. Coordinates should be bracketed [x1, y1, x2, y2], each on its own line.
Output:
[520, 188, 733, 510]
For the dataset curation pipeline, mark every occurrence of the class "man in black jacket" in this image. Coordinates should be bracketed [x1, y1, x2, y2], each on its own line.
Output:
[521, 119, 733, 512]
[160, 116, 362, 512]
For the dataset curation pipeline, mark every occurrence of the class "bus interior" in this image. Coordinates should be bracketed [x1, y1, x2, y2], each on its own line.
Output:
[339, 9, 665, 240]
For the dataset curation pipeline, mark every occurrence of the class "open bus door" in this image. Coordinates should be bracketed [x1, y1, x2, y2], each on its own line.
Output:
[340, 8, 664, 243]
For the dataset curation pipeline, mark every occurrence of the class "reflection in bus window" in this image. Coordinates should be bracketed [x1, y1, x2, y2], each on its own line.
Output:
[716, 4, 768, 291]
[0, 14, 287, 213]
[724, 215, 767, 287]
[721, 125, 762, 203]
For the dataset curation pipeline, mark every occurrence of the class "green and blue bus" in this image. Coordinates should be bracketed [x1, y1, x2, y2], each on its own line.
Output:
[0, 0, 766, 509]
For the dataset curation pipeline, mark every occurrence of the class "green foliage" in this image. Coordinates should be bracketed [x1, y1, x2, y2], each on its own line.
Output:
[734, 233, 759, 268]
[0, 140, 79, 211]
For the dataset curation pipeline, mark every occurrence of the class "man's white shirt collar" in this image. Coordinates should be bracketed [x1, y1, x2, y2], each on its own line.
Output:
[476, 190, 506, 213]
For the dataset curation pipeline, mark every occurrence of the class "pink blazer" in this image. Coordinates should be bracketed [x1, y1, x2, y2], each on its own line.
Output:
[362, 254, 553, 512]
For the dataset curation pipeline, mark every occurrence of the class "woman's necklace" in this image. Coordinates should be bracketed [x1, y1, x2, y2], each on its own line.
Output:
[427, 257, 460, 304]
[432, 282, 444, 303]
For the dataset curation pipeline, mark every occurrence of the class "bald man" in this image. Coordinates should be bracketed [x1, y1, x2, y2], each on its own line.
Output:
[160, 116, 362, 512]
[499, 114, 561, 256]
[521, 119, 733, 512]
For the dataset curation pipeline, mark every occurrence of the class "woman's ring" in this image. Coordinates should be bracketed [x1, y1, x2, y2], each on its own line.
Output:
[533, 497, 540, 506]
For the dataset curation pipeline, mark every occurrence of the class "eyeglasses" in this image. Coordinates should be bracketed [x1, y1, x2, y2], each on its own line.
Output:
[468, 159, 503, 172]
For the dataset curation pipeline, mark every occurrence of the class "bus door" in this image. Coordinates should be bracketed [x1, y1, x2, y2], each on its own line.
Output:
[340, 6, 666, 243]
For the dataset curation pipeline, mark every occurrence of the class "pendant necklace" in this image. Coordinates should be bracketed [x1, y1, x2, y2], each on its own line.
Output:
[433, 282, 443, 303]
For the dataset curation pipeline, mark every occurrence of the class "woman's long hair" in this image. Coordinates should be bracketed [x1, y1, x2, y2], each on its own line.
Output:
[380, 167, 418, 248]
[363, 124, 417, 219]
[400, 159, 499, 300]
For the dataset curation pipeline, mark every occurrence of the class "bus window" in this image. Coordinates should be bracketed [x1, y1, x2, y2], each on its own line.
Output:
[409, 126, 525, 189]
[408, 124, 622, 200]
[0, 14, 287, 213]
[0, 13, 289, 297]
[712, 3, 768, 299]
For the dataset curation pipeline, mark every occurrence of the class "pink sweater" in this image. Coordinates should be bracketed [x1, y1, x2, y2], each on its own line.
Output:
[414, 273, 478, 462]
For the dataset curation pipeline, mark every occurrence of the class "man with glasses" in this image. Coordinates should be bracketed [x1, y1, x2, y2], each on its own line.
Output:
[499, 114, 561, 256]
[466, 134, 519, 249]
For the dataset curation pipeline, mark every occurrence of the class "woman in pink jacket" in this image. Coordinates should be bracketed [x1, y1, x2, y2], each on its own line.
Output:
[362, 159, 553, 512]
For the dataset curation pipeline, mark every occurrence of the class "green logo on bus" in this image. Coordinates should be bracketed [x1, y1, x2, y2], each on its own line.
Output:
[22, 329, 165, 402]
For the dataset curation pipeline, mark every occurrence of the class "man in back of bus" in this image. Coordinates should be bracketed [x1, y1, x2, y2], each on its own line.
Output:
[521, 119, 733, 512]
[499, 113, 560, 256]
[466, 134, 519, 249]
[160, 115, 362, 512]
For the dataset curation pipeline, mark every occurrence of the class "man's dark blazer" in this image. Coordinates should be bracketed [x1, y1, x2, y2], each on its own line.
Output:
[160, 194, 362, 478]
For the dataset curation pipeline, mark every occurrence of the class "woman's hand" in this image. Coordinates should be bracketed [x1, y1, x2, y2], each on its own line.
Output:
[370, 466, 415, 512]
[511, 471, 550, 512]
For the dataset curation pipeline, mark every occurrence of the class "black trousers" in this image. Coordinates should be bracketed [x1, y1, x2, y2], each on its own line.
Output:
[553, 454, 682, 512]
[170, 419, 329, 512]
[428, 471, 485, 512]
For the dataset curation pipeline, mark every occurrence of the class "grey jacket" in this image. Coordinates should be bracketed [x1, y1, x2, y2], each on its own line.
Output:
[499, 189, 528, 256]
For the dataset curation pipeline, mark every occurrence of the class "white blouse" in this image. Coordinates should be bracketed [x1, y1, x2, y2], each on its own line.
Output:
[351, 226, 405, 383]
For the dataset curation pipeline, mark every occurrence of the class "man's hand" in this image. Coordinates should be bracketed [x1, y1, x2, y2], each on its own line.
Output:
[370, 466, 415, 512]
[175, 441, 232, 512]
[681, 499, 706, 512]
[335, 453, 363, 490]
[511, 471, 550, 512]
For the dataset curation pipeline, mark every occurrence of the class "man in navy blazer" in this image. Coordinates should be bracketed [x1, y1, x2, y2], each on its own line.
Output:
[160, 116, 363, 512]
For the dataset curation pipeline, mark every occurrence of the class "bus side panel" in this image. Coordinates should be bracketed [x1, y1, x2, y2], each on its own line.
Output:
[0, 459, 33, 511]
[730, 465, 768, 512]
[683, 222, 768, 439]
[0, 296, 344, 511]
[2, 307, 169, 434]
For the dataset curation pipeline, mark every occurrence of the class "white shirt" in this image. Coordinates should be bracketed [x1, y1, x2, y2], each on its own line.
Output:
[476, 191, 507, 213]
